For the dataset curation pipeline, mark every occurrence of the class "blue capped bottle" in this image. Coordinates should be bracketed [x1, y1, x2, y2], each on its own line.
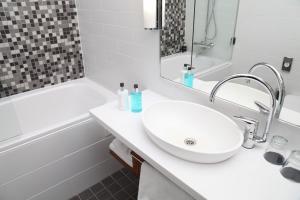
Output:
[130, 84, 142, 113]
[184, 66, 194, 88]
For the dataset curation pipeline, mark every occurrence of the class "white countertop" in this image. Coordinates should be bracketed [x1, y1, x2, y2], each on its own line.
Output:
[90, 90, 300, 200]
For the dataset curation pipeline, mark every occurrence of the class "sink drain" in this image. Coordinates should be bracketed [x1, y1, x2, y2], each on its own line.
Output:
[184, 138, 197, 146]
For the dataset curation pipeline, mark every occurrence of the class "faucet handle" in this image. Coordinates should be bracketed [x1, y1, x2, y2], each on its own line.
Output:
[254, 101, 270, 115]
[234, 116, 258, 126]
[234, 116, 259, 149]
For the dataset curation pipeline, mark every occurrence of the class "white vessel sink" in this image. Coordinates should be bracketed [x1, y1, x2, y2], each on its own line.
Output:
[142, 101, 244, 163]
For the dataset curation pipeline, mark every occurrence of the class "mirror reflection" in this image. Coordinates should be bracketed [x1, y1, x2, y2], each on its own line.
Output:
[160, 0, 300, 127]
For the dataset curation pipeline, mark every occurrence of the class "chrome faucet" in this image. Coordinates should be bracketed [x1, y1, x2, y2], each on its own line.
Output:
[248, 62, 285, 118]
[209, 74, 277, 148]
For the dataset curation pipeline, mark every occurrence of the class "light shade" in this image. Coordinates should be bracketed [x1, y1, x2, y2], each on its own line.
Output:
[143, 0, 165, 30]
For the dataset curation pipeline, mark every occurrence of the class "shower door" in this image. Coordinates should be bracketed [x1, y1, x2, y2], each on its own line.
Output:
[192, 0, 240, 77]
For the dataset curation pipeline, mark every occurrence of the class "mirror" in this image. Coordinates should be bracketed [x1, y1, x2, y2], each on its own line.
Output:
[160, 0, 300, 127]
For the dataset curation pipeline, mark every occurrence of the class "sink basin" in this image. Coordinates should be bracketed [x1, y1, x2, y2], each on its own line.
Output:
[142, 101, 244, 163]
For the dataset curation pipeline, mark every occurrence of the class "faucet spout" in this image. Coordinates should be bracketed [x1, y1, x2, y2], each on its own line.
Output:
[209, 74, 277, 143]
[248, 62, 285, 118]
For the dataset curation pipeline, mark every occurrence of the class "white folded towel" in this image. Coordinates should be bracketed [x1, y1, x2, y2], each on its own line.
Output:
[109, 139, 133, 167]
[138, 162, 195, 200]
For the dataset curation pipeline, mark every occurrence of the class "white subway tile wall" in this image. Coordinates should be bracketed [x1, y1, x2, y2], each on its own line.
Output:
[76, 0, 160, 91]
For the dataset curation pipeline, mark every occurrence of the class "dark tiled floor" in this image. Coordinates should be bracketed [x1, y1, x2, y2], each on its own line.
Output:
[69, 168, 139, 200]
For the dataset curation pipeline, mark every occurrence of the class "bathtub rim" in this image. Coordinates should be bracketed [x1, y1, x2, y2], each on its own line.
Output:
[0, 78, 116, 105]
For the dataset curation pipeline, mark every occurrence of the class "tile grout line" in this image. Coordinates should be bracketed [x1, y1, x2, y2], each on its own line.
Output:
[87, 188, 97, 200]
[119, 169, 140, 198]
[89, 187, 102, 200]
[93, 175, 117, 199]
[70, 168, 139, 200]
[100, 170, 133, 199]
[114, 170, 137, 198]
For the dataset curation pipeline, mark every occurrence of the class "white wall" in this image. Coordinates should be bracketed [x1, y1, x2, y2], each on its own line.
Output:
[232, 0, 300, 95]
[77, 0, 154, 91]
[76, 0, 300, 101]
[76, 0, 209, 101]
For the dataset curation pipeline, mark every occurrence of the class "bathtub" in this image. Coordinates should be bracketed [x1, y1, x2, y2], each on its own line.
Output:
[0, 78, 115, 151]
[0, 78, 121, 200]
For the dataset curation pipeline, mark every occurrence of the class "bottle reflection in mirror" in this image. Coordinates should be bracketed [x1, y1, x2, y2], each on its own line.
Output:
[181, 64, 189, 84]
[184, 67, 194, 88]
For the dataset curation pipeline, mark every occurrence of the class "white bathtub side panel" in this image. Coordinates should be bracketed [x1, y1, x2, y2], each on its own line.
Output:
[0, 136, 121, 200]
[0, 102, 22, 141]
[29, 159, 121, 200]
[0, 119, 111, 186]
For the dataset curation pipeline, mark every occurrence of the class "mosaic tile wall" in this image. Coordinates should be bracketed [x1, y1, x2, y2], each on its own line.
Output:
[0, 0, 84, 98]
[160, 0, 186, 57]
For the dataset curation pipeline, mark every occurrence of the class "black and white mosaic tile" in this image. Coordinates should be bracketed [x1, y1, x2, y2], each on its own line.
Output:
[0, 0, 84, 98]
[160, 0, 186, 57]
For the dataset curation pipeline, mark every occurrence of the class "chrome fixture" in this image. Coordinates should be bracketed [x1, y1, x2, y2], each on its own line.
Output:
[254, 101, 270, 115]
[233, 116, 259, 149]
[143, 0, 165, 30]
[209, 74, 277, 148]
[248, 62, 285, 118]
[193, 41, 215, 49]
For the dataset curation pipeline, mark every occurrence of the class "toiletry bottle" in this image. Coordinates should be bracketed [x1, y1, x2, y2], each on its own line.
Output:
[117, 82, 129, 111]
[130, 84, 142, 113]
[184, 66, 194, 88]
[181, 64, 189, 84]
